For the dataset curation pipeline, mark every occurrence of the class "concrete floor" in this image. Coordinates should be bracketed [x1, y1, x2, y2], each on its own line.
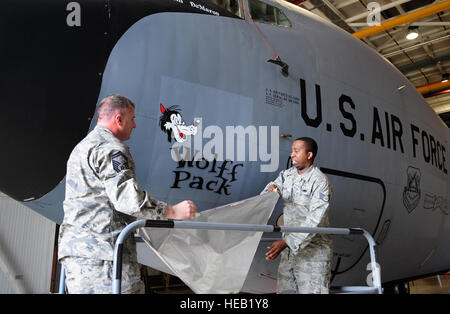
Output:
[143, 267, 450, 294]
[409, 273, 450, 294]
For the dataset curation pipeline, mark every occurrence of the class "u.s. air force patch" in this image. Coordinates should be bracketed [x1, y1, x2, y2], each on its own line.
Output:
[111, 151, 129, 173]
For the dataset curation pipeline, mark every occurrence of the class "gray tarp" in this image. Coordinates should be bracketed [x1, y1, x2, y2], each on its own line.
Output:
[139, 192, 279, 293]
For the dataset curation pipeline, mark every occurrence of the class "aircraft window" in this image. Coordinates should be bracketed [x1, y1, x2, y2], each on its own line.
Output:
[209, 0, 244, 18]
[248, 0, 292, 27]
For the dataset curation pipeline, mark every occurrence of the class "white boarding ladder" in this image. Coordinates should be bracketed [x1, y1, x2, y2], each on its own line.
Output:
[59, 219, 382, 294]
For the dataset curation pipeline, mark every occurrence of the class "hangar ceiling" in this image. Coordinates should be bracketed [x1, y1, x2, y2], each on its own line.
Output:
[288, 0, 450, 127]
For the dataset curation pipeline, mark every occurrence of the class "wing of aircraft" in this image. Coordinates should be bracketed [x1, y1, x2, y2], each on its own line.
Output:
[0, 0, 448, 293]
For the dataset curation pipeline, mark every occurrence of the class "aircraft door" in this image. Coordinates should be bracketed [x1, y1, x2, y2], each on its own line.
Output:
[323, 168, 386, 285]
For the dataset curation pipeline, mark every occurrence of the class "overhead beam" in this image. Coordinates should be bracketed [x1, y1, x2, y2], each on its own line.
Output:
[359, 10, 450, 42]
[305, 0, 354, 33]
[417, 80, 450, 94]
[376, 27, 450, 53]
[428, 97, 450, 114]
[335, 0, 359, 10]
[352, 0, 450, 39]
[382, 34, 450, 57]
[424, 88, 450, 99]
[349, 21, 450, 27]
[376, 27, 409, 52]
[307, 0, 378, 49]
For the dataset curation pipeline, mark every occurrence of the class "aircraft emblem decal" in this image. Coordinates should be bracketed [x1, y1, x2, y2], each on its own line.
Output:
[403, 166, 421, 213]
[159, 103, 198, 143]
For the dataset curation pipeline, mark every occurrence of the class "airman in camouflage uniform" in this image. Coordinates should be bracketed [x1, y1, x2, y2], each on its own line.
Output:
[262, 137, 332, 294]
[58, 95, 196, 294]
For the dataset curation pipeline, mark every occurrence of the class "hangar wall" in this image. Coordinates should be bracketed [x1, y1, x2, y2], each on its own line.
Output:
[0, 194, 55, 293]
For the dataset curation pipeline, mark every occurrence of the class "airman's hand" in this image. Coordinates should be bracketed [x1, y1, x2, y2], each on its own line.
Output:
[164, 200, 197, 220]
[268, 184, 280, 194]
[265, 240, 287, 260]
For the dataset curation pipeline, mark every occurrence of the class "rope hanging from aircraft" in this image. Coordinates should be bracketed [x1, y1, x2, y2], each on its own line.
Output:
[235, 0, 289, 77]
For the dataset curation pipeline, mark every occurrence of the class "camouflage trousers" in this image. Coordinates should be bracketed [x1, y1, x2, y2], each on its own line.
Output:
[61, 257, 145, 294]
[277, 242, 332, 294]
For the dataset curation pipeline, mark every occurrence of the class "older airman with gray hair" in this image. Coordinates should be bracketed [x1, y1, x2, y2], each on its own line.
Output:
[58, 94, 197, 294]
[262, 137, 333, 294]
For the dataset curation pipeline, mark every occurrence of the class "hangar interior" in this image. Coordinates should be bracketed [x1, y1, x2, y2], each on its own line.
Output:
[0, 0, 449, 294]
[294, 0, 450, 126]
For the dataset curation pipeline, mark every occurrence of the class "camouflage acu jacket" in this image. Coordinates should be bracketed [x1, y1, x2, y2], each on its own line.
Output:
[262, 165, 332, 254]
[58, 125, 167, 262]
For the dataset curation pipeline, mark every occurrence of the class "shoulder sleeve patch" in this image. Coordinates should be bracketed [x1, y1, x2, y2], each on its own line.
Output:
[111, 151, 129, 173]
[319, 191, 330, 202]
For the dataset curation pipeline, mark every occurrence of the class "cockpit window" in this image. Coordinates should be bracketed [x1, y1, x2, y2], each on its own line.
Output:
[248, 0, 292, 27]
[209, 0, 244, 18]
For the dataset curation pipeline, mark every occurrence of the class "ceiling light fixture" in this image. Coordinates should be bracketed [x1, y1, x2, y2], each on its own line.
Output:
[406, 26, 419, 40]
